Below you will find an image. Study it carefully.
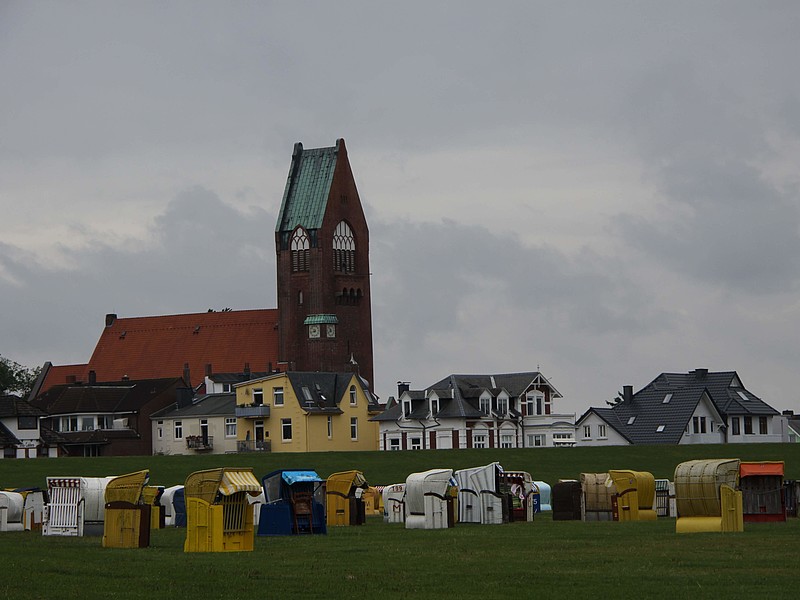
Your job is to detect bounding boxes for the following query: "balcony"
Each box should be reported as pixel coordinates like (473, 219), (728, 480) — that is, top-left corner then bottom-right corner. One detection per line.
(186, 435), (213, 452)
(237, 440), (271, 453)
(235, 404), (271, 418)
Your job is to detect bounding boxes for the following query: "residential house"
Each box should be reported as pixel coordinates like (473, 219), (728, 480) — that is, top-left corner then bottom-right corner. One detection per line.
(30, 374), (186, 456)
(372, 372), (576, 450)
(151, 392), (239, 455)
(0, 393), (50, 458)
(783, 411), (800, 443)
(576, 368), (782, 446)
(235, 371), (381, 453)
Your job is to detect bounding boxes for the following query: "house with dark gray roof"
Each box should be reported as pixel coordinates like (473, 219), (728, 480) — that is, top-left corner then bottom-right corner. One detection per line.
(576, 368), (783, 446)
(0, 393), (49, 458)
(151, 392), (239, 455)
(372, 372), (576, 450)
(29, 375), (186, 456)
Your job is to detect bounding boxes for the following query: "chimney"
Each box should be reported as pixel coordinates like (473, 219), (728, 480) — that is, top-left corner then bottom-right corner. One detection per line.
(783, 409), (795, 416)
(183, 363), (191, 387)
(243, 363), (251, 379)
(623, 385), (633, 403)
(205, 363), (212, 377)
(397, 381), (411, 397)
(105, 313), (117, 327)
(88, 370), (97, 384)
(175, 386), (194, 408)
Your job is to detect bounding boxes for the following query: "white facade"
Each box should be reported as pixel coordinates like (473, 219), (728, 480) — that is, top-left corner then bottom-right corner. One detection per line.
(376, 372), (576, 451)
(577, 412), (631, 446)
(152, 412), (239, 455)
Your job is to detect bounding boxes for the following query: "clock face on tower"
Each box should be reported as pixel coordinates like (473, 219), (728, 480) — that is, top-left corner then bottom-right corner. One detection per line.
(326, 324), (336, 338)
(308, 324), (320, 339)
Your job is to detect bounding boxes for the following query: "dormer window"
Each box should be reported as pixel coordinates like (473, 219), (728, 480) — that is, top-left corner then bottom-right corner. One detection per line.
(496, 396), (508, 415)
(480, 395), (491, 415)
(430, 396), (439, 416)
(402, 398), (411, 417)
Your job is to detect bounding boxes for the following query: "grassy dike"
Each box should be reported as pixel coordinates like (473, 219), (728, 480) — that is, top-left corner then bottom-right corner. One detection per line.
(0, 444), (798, 599)
(1, 442), (798, 488)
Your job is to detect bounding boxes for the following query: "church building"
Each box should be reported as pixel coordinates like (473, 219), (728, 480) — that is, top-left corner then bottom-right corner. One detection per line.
(33, 138), (375, 398)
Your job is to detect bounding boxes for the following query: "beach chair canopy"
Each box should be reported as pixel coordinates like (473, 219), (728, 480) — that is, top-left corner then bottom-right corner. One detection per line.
(185, 468), (261, 504)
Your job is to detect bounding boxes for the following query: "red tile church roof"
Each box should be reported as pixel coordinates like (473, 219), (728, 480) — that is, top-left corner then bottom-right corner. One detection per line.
(83, 309), (280, 387)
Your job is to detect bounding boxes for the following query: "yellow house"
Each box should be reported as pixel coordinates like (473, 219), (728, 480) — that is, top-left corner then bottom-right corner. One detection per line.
(235, 372), (381, 452)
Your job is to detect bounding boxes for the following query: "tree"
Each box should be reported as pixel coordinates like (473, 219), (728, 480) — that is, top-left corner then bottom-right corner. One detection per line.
(0, 355), (41, 398)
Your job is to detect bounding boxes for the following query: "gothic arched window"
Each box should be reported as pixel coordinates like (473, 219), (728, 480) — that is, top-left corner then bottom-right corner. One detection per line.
(333, 221), (355, 273)
(291, 227), (310, 272)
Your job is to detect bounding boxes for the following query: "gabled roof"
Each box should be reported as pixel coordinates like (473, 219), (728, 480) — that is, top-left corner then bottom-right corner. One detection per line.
(240, 371), (380, 414)
(0, 393), (46, 418)
(151, 393), (236, 420)
(30, 377), (183, 415)
(580, 369), (778, 445)
(579, 388), (714, 445)
(648, 370), (778, 416)
(372, 371), (558, 422)
(429, 372), (563, 399)
(275, 140), (342, 233)
(36, 363), (89, 397)
(83, 309), (280, 387)
(285, 371), (379, 414)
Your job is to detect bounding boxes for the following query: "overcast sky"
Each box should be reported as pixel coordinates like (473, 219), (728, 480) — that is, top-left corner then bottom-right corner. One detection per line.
(2, 2), (799, 415)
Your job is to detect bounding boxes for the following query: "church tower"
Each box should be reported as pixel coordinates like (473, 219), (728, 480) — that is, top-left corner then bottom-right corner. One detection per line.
(275, 139), (374, 387)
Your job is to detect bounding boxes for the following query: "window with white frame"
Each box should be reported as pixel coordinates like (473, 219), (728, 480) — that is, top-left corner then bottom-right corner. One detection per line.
(598, 424), (607, 438)
(350, 417), (358, 440)
(497, 396), (508, 415)
(500, 433), (514, 448)
(473, 434), (487, 449)
(402, 398), (411, 417)
(273, 387), (284, 406)
(480, 396), (491, 415)
(389, 438), (400, 450)
(225, 417), (237, 437)
(281, 418), (292, 442)
(526, 391), (544, 415)
(530, 434), (546, 447)
(157, 420), (163, 440)
(430, 396), (439, 416)
(410, 437), (422, 450)
(253, 388), (264, 405)
(174, 421), (183, 440)
(349, 386), (357, 406)
(583, 425), (591, 438)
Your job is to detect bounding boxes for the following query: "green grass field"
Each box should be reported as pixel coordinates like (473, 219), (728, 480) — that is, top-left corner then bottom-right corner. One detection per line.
(1, 444), (798, 599)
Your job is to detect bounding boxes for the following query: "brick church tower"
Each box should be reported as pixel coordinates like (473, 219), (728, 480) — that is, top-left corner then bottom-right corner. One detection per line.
(275, 139), (374, 387)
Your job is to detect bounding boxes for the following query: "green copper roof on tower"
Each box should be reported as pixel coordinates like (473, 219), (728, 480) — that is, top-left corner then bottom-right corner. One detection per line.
(275, 140), (341, 233)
